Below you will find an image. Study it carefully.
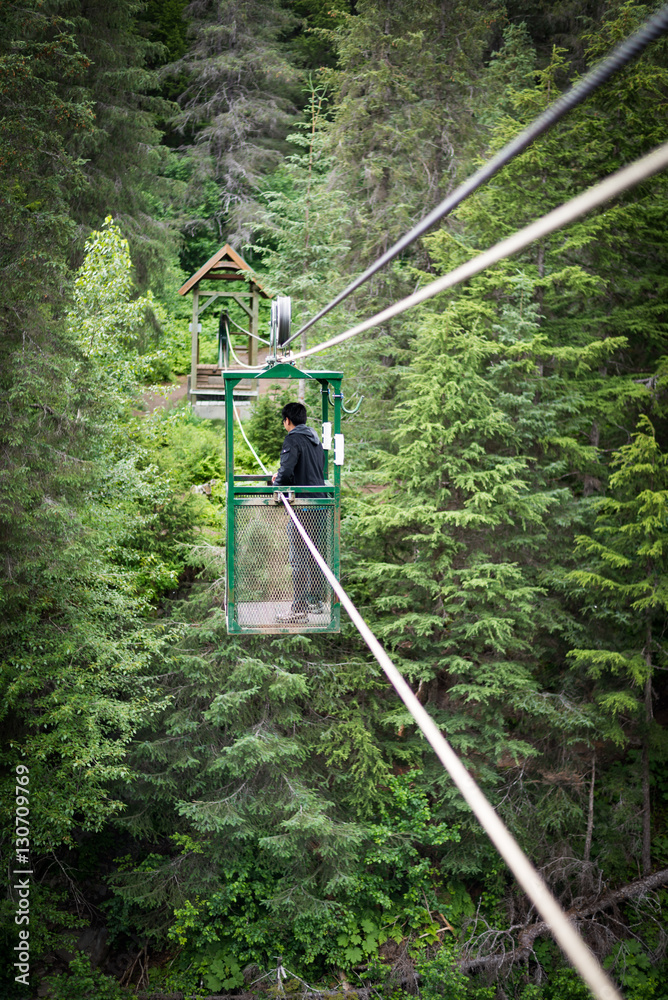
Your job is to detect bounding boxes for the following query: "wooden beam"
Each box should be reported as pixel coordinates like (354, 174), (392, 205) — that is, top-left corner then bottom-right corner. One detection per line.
(178, 243), (271, 297)
(190, 288), (199, 399)
(197, 293), (221, 317)
(231, 294), (252, 318)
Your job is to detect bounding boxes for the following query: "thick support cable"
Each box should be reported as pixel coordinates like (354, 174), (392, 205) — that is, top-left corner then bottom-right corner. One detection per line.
(279, 494), (622, 1000)
(287, 141), (668, 363)
(284, 2), (668, 348)
(227, 337), (256, 369)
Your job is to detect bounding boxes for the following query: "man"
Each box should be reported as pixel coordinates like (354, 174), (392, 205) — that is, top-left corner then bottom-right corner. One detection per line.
(272, 402), (326, 624)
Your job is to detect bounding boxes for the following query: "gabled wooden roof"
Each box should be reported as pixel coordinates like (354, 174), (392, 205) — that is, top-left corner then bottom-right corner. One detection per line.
(178, 244), (271, 297)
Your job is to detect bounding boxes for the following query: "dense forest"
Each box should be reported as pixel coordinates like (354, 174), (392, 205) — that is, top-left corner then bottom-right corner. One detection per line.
(2, 0), (668, 997)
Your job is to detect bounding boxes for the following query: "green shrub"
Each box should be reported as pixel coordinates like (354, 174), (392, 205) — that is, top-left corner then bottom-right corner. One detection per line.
(47, 954), (125, 1000)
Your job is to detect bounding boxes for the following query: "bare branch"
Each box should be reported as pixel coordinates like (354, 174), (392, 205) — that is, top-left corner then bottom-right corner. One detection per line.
(459, 868), (668, 973)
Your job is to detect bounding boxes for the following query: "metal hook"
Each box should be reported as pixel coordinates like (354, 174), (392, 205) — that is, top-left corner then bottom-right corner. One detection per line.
(328, 388), (363, 414)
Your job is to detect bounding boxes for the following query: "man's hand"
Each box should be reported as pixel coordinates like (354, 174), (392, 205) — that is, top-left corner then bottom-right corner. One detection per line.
(272, 473), (277, 483)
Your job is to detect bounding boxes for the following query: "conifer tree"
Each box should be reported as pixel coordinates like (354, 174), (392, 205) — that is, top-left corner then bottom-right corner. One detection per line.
(287, 0), (351, 70)
(112, 562), (470, 976)
(4, 0), (668, 989)
(172, 0), (301, 244)
(67, 215), (164, 383)
(0, 211), (194, 852)
(66, 0), (179, 282)
(450, 4), (668, 403)
(314, 0), (506, 456)
(249, 83), (353, 361)
(325, 0), (501, 268)
(342, 297), (592, 852)
(340, 0), (668, 865)
(568, 417), (668, 875)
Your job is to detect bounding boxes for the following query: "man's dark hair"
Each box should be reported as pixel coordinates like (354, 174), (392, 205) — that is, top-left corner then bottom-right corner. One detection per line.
(282, 402), (307, 426)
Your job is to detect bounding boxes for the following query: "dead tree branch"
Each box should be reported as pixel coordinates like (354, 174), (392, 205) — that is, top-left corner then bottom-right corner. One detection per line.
(459, 868), (668, 974)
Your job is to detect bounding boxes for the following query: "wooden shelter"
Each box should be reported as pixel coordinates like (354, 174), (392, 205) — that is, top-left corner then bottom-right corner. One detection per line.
(178, 245), (271, 411)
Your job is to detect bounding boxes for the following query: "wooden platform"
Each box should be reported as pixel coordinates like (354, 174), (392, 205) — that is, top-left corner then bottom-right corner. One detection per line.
(194, 365), (258, 399)
(236, 600), (332, 631)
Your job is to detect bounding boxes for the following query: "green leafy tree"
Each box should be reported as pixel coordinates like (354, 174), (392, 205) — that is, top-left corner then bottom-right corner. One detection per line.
(0, 446), (194, 849)
(66, 215), (172, 392)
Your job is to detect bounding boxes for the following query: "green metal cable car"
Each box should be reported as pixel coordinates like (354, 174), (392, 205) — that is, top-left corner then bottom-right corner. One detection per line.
(224, 298), (344, 634)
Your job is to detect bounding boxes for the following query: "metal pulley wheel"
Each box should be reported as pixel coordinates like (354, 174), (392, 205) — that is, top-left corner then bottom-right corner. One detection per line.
(270, 296), (291, 350)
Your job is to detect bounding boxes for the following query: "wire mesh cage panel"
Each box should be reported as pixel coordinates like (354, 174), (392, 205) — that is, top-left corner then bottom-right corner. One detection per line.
(229, 499), (339, 632)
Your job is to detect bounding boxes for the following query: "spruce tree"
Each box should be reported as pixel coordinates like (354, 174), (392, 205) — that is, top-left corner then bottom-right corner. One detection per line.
(171, 0), (301, 245)
(339, 0), (668, 868)
(567, 417), (668, 876)
(325, 0), (501, 268)
(249, 83), (353, 361)
(66, 0), (179, 282)
(341, 296), (589, 854)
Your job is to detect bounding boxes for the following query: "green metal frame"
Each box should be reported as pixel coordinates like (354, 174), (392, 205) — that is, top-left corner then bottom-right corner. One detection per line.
(224, 363), (343, 634)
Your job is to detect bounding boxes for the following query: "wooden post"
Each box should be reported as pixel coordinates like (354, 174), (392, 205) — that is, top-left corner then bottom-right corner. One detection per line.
(190, 286), (199, 398)
(249, 284), (259, 367)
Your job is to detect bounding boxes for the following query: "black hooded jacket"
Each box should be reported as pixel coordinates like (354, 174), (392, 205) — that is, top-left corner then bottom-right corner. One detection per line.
(273, 424), (325, 488)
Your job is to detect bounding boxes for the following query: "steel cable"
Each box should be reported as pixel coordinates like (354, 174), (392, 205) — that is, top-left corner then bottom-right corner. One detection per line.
(284, 2), (668, 348)
(279, 493), (622, 1000)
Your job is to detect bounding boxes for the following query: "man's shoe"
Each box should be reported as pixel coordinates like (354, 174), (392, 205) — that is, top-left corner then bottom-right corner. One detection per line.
(275, 609), (308, 624)
(308, 601), (325, 614)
